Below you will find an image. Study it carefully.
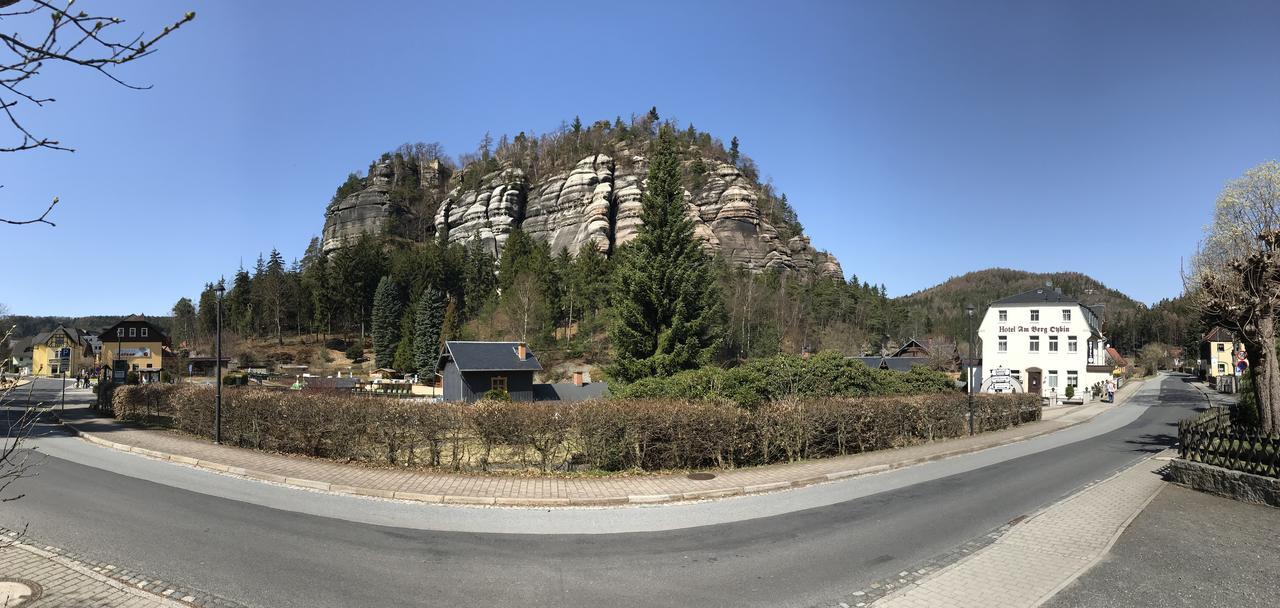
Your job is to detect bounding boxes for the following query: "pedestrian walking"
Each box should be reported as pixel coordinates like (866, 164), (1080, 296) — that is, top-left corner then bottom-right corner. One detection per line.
(1106, 379), (1116, 403)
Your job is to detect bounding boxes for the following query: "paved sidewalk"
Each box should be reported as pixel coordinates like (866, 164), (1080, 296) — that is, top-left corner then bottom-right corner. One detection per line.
(52, 380), (1145, 507)
(871, 450), (1171, 608)
(1043, 484), (1280, 608)
(0, 531), (184, 607)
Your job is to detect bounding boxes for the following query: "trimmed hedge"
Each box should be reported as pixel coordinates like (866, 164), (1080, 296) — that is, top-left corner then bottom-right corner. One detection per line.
(112, 386), (1040, 473)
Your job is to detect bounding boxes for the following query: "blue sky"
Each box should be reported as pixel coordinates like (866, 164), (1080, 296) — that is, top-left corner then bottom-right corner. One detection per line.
(3, 0), (1278, 316)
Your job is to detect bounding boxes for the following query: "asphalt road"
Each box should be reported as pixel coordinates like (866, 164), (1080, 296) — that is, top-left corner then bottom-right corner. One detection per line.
(0, 375), (1204, 608)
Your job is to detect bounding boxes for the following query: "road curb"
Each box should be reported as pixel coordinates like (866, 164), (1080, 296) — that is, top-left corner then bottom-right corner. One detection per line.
(52, 387), (1141, 508)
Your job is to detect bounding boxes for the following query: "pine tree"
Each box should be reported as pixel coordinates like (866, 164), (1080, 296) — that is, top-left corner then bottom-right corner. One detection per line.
(413, 286), (446, 374)
(372, 276), (403, 368)
(608, 130), (722, 382)
(729, 136), (740, 166)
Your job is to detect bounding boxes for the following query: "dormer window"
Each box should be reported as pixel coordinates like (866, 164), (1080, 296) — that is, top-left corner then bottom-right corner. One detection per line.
(1030, 310), (1040, 322)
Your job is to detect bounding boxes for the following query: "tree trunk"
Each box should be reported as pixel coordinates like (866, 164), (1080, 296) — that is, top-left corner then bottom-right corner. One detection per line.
(1249, 314), (1279, 433)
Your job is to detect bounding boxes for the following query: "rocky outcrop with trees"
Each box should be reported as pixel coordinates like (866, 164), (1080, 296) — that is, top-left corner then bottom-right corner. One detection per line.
(320, 111), (842, 279)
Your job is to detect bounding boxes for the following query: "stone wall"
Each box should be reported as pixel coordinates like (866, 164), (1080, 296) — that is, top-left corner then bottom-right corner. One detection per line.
(1164, 458), (1280, 508)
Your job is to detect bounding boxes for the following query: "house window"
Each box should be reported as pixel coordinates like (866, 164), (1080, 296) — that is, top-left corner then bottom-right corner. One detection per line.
(1031, 310), (1040, 322)
(1047, 370), (1059, 388)
(129, 327), (136, 337)
(1062, 309), (1072, 322)
(1049, 336), (1059, 352)
(1217, 343), (1225, 352)
(998, 336), (1008, 353)
(1030, 336), (1040, 352)
(1068, 336), (1078, 352)
(1217, 363), (1225, 373)
(490, 376), (507, 392)
(998, 310), (1007, 322)
(1067, 371), (1079, 387)
(146, 363), (153, 368)
(117, 328), (124, 337)
(141, 328), (148, 337)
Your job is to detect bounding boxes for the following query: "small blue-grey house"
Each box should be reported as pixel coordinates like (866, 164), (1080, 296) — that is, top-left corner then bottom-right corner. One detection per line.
(438, 341), (542, 402)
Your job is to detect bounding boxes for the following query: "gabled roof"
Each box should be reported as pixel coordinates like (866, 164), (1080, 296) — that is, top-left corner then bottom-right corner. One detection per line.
(439, 341), (543, 372)
(992, 287), (1079, 305)
(98, 315), (169, 345)
(1106, 347), (1128, 367)
(1203, 327), (1235, 343)
(890, 338), (930, 358)
(852, 356), (886, 369)
(31, 325), (93, 349)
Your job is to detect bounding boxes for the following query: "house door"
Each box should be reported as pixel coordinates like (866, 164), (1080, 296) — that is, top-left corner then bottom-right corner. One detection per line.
(1027, 370), (1042, 395)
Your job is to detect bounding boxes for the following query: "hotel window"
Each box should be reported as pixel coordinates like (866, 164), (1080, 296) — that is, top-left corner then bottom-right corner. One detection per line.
(1049, 336), (1059, 352)
(129, 327), (136, 337)
(1047, 370), (1059, 388)
(998, 310), (1007, 322)
(1068, 336), (1078, 352)
(490, 376), (507, 392)
(1030, 310), (1040, 322)
(998, 336), (1008, 353)
(1067, 371), (1079, 387)
(141, 328), (148, 337)
(1062, 309), (1071, 322)
(1011, 369), (1021, 382)
(1029, 336), (1040, 352)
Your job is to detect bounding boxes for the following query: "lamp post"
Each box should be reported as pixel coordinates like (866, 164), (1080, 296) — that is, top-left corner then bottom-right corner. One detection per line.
(965, 304), (976, 436)
(215, 280), (225, 445)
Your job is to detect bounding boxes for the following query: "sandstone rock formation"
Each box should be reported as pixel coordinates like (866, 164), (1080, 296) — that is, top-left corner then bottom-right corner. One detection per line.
(326, 147), (842, 280)
(321, 161), (410, 253)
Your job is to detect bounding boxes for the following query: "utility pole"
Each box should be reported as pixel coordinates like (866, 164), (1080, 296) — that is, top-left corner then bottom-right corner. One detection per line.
(215, 280), (225, 445)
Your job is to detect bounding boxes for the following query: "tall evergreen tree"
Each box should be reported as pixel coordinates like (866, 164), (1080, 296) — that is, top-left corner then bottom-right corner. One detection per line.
(171, 297), (197, 348)
(608, 130), (722, 382)
(371, 276), (403, 367)
(413, 286), (446, 374)
(729, 136), (740, 166)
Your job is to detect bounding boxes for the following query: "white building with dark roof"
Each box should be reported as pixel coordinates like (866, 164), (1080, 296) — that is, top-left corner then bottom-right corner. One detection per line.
(977, 285), (1118, 399)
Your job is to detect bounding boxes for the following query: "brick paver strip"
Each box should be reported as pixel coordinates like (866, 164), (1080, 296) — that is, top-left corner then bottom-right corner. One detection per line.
(871, 450), (1171, 608)
(1, 532), (187, 607)
(53, 380), (1146, 507)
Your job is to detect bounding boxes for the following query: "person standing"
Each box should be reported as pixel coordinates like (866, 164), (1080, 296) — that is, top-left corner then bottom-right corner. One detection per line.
(1106, 379), (1116, 403)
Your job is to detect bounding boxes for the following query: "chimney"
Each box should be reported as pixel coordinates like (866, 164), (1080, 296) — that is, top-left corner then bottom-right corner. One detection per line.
(573, 371), (584, 386)
(517, 343), (527, 361)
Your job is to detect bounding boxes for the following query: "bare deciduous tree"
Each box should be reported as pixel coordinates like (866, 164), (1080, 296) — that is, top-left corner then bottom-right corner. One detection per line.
(1, 0), (194, 225)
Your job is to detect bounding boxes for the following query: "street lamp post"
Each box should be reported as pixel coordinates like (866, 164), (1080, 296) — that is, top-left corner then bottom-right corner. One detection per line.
(215, 280), (226, 445)
(965, 304), (976, 436)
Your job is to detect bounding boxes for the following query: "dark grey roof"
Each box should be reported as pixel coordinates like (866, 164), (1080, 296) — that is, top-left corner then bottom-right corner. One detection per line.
(440, 341), (543, 372)
(991, 288), (1079, 305)
(532, 382), (608, 402)
(852, 356), (886, 369)
(890, 338), (930, 358)
(881, 357), (931, 372)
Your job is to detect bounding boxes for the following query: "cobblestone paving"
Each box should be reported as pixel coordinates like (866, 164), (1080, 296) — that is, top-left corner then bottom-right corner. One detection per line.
(0, 529), (245, 607)
(868, 452), (1171, 608)
(51, 380), (1145, 506)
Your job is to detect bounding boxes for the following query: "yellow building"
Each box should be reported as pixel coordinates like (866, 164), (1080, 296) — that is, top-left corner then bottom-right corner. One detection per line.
(1200, 327), (1242, 378)
(98, 315), (170, 383)
(30, 325), (94, 376)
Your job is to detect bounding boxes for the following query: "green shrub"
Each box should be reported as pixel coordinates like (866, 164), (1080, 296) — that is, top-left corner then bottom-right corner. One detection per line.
(345, 343), (364, 362)
(482, 388), (511, 401)
(1065, 384), (1075, 400)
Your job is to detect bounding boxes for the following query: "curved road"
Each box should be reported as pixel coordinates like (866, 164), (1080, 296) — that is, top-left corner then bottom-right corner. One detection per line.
(0, 375), (1202, 608)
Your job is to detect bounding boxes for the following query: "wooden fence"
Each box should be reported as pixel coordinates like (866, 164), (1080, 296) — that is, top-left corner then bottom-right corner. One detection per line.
(1178, 408), (1280, 479)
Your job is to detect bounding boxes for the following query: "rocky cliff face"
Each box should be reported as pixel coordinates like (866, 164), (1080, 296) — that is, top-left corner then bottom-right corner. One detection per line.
(429, 152), (843, 278)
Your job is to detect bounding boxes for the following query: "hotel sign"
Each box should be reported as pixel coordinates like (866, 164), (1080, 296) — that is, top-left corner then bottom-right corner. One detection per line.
(997, 325), (1071, 334)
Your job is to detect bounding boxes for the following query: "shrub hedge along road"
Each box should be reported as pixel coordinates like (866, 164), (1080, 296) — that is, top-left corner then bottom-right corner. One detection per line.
(111, 385), (1041, 474)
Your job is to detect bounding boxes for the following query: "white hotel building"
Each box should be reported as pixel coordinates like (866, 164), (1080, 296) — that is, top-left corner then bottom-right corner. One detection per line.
(977, 286), (1118, 399)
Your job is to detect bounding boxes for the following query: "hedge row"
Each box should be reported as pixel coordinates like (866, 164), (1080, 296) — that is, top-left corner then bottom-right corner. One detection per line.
(616, 351), (956, 407)
(112, 385), (1040, 473)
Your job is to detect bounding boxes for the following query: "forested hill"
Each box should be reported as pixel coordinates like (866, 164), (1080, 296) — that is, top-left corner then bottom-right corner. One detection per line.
(4, 315), (172, 339)
(895, 269), (1142, 339)
(893, 268), (1201, 354)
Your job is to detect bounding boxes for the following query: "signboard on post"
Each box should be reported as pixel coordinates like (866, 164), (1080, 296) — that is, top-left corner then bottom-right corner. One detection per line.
(988, 367), (1012, 393)
(112, 360), (128, 383)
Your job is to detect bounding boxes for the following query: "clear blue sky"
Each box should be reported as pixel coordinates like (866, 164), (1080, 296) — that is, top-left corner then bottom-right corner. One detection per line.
(3, 0), (1278, 316)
